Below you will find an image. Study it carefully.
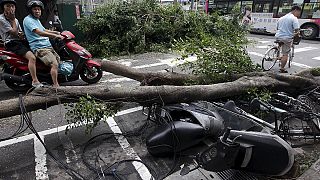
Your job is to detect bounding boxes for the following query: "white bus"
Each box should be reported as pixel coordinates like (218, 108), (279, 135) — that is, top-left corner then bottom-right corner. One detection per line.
(209, 0), (320, 39)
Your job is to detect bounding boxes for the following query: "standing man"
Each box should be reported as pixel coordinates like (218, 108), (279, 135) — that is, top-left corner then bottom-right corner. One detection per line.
(275, 5), (301, 73)
(0, 0), (43, 88)
(23, 0), (63, 87)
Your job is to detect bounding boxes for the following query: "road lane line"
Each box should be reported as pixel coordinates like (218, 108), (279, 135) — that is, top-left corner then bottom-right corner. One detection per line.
(257, 46), (269, 49)
(258, 40), (271, 43)
(106, 116), (153, 180)
(34, 135), (49, 180)
(291, 62), (311, 68)
(0, 133), (35, 148)
(100, 77), (137, 83)
(294, 47), (318, 53)
(0, 106), (143, 180)
(248, 51), (312, 68)
(0, 107), (142, 146)
(312, 56), (320, 61)
(248, 51), (264, 57)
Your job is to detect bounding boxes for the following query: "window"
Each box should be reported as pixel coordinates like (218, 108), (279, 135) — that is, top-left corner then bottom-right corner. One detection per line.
(241, 1), (254, 13)
(277, 0), (303, 17)
(302, 2), (320, 18)
(229, 0), (241, 12)
(216, 1), (229, 14)
(253, 1), (272, 13)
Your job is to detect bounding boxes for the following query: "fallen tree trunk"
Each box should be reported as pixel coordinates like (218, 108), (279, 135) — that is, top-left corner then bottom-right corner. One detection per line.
(97, 59), (201, 85)
(1, 73), (318, 119)
(97, 59), (320, 86)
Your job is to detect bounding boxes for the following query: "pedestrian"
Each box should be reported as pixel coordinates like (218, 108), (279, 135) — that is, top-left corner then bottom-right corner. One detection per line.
(275, 5), (301, 73)
(23, 0), (63, 88)
(0, 0), (43, 88)
(242, 6), (252, 27)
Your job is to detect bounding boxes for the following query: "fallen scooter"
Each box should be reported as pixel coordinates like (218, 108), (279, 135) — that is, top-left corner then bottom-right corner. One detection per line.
(145, 101), (295, 177)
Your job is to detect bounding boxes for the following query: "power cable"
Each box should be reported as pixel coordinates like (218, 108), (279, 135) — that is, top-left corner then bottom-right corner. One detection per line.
(19, 94), (86, 180)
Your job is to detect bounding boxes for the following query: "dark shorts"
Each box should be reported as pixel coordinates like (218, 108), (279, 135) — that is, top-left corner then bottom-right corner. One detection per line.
(5, 40), (31, 56)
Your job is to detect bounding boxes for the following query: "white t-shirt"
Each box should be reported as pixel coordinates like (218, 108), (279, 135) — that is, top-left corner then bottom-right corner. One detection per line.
(275, 13), (300, 40)
(0, 14), (22, 42)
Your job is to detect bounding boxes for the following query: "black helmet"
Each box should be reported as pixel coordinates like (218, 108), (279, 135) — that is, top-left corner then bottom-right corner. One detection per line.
(0, 0), (16, 9)
(27, 0), (44, 10)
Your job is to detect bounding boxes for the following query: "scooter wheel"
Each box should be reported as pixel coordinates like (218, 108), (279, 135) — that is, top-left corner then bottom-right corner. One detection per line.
(80, 66), (102, 84)
(3, 66), (32, 93)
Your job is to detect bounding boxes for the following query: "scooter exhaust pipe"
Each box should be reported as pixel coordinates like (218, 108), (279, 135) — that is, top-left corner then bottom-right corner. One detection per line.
(0, 73), (31, 84)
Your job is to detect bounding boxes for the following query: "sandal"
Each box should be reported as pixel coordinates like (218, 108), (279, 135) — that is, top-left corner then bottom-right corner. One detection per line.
(279, 69), (288, 73)
(32, 82), (44, 88)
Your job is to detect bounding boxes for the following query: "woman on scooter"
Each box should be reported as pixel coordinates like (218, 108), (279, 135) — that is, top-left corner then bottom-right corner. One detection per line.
(0, 0), (43, 88)
(23, 0), (63, 88)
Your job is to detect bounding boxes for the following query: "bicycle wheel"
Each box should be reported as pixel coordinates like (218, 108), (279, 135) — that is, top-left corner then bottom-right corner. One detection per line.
(296, 95), (320, 134)
(262, 47), (279, 71)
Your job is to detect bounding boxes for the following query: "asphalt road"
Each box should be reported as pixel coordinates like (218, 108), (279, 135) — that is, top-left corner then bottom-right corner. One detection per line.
(0, 34), (320, 180)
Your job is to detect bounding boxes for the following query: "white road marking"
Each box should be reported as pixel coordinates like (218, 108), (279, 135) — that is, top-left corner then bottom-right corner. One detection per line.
(133, 62), (168, 69)
(101, 77), (136, 83)
(294, 47), (318, 53)
(256, 45), (269, 49)
(121, 61), (132, 66)
(258, 40), (271, 43)
(0, 106), (143, 179)
(0, 133), (35, 148)
(248, 51), (311, 68)
(106, 117), (153, 180)
(312, 56), (320, 61)
(248, 51), (264, 57)
(291, 62), (311, 68)
(103, 72), (112, 76)
(34, 135), (49, 180)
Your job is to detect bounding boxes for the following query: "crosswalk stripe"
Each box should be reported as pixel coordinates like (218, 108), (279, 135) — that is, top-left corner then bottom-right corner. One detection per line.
(248, 51), (264, 57)
(291, 62), (311, 68)
(258, 40), (271, 43)
(34, 135), (49, 180)
(106, 116), (153, 180)
(294, 47), (318, 53)
(248, 51), (312, 68)
(257, 46), (269, 49)
(312, 56), (320, 60)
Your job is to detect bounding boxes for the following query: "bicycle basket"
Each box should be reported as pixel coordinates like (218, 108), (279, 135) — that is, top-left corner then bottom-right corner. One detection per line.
(293, 35), (301, 45)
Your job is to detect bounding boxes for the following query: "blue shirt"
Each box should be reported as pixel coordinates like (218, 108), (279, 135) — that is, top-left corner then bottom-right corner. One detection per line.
(23, 15), (51, 52)
(275, 13), (300, 40)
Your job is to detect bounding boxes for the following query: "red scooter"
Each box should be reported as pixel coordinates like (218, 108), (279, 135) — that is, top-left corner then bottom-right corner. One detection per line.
(0, 31), (102, 92)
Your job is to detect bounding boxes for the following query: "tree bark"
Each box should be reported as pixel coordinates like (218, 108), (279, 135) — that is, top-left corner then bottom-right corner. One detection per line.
(97, 59), (320, 86)
(97, 59), (201, 85)
(1, 59), (320, 119)
(0, 74), (317, 119)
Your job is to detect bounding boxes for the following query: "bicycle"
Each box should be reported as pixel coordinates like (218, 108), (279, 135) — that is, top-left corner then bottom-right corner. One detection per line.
(261, 29), (309, 71)
(261, 39), (296, 71)
(249, 92), (320, 146)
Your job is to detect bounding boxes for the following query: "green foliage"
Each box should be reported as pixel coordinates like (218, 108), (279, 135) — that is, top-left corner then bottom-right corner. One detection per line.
(77, 0), (185, 57)
(76, 0), (258, 82)
(175, 13), (259, 83)
(246, 87), (272, 102)
(311, 68), (320, 76)
(64, 95), (121, 133)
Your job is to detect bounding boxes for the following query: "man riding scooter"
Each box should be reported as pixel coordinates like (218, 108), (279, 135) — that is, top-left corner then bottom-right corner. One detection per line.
(0, 0), (43, 88)
(23, 0), (63, 88)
